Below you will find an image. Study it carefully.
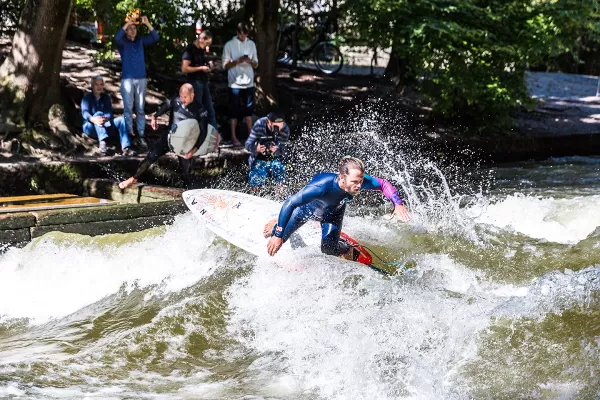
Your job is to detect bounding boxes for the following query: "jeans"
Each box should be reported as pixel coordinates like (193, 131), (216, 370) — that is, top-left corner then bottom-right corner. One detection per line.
(190, 80), (217, 129)
(120, 78), (147, 137)
(83, 113), (131, 149)
(248, 159), (285, 187)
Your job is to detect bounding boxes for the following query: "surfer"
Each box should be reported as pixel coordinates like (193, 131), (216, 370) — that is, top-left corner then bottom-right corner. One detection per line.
(265, 156), (410, 258)
(118, 83), (219, 189)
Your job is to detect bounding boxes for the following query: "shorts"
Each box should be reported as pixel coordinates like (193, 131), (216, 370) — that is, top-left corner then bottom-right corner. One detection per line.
(229, 87), (255, 118)
(248, 159), (285, 187)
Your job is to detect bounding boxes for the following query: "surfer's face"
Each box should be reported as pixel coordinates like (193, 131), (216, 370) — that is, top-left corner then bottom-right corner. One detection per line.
(339, 169), (364, 195)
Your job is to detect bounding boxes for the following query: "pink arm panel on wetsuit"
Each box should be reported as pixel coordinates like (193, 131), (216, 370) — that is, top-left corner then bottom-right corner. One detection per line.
(374, 177), (403, 206)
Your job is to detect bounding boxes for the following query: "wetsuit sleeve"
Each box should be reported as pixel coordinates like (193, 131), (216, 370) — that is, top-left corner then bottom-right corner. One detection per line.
(154, 97), (173, 118)
(274, 123), (290, 163)
(274, 183), (325, 239)
(361, 174), (403, 206)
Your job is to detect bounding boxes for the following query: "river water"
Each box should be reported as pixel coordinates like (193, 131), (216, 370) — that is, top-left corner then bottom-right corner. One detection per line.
(1, 125), (600, 399)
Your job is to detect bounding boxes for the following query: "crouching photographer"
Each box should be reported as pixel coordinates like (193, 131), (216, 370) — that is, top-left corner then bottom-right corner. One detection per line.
(244, 111), (290, 195)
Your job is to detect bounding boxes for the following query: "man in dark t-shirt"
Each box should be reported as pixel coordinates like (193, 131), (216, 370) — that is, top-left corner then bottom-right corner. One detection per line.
(181, 31), (217, 131)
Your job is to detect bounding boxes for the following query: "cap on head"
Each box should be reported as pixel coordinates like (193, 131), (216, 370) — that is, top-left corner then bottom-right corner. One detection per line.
(267, 110), (284, 123)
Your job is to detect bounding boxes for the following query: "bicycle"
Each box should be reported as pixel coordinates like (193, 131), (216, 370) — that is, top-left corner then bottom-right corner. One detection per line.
(276, 16), (344, 75)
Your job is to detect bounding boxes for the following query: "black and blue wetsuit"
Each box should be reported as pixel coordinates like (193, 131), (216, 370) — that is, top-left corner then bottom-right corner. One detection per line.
(272, 172), (403, 256)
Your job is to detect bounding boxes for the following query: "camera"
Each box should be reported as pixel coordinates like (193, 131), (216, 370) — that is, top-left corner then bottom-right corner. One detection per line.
(125, 9), (141, 24)
(258, 126), (280, 158)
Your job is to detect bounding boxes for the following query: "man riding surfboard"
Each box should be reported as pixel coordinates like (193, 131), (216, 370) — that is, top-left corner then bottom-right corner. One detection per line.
(265, 156), (410, 260)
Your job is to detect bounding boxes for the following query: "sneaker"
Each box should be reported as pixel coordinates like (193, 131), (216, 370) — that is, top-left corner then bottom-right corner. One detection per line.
(137, 137), (148, 150)
(99, 140), (107, 155)
(220, 140), (233, 148)
(122, 147), (136, 156)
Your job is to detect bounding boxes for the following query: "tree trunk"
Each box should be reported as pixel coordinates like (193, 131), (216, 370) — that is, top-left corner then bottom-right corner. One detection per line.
(254, 0), (280, 108)
(291, 0), (300, 67)
(385, 43), (408, 95)
(0, 0), (73, 126)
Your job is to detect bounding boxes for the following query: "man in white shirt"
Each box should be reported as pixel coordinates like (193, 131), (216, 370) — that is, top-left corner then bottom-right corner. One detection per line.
(222, 22), (258, 147)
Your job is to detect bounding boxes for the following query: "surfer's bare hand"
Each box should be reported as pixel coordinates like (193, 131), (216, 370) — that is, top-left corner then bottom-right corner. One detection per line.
(390, 204), (410, 222)
(267, 236), (283, 256)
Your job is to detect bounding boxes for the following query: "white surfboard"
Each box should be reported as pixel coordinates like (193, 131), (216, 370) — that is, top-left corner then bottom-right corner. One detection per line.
(182, 189), (322, 258)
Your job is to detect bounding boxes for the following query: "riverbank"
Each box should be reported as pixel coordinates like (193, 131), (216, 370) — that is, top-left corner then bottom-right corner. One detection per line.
(2, 38), (600, 172)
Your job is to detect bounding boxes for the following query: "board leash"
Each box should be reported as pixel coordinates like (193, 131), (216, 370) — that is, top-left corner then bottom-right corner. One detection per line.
(352, 243), (409, 274)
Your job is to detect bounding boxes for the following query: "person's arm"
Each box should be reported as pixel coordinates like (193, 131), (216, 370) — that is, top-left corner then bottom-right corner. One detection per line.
(181, 59), (210, 74)
(101, 94), (113, 120)
(81, 95), (92, 122)
(222, 42), (239, 70)
(362, 174), (410, 221)
(154, 98), (173, 118)
(249, 42), (258, 69)
(274, 183), (325, 240)
(140, 16), (159, 46)
(141, 28), (159, 46)
(151, 98), (173, 129)
(114, 25), (128, 45)
(244, 120), (264, 156)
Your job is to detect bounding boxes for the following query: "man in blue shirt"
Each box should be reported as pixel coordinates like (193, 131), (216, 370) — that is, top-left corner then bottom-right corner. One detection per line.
(81, 75), (133, 156)
(115, 15), (159, 150)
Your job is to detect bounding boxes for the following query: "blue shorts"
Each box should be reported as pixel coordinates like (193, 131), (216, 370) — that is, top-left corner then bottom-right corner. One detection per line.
(248, 159), (285, 187)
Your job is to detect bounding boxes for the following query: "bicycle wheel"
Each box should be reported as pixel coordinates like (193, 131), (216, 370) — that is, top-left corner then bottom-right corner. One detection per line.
(313, 42), (343, 75)
(277, 34), (293, 63)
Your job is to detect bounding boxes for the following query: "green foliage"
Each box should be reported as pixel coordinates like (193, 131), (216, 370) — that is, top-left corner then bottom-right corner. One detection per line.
(0, 0), (25, 34)
(344, 0), (600, 133)
(72, 0), (245, 72)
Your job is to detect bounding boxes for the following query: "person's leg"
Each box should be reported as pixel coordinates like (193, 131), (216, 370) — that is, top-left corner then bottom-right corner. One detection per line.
(119, 132), (169, 189)
(120, 79), (135, 137)
(243, 87), (255, 134)
(134, 78), (147, 139)
(228, 88), (242, 146)
(111, 117), (131, 151)
(83, 122), (98, 140)
(178, 156), (194, 189)
(248, 160), (268, 193)
(320, 208), (348, 256)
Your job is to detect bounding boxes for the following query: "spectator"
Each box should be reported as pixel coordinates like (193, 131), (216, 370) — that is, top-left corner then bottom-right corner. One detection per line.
(118, 83), (220, 189)
(222, 22), (258, 147)
(81, 75), (134, 156)
(115, 15), (159, 150)
(244, 111), (290, 195)
(181, 31), (218, 133)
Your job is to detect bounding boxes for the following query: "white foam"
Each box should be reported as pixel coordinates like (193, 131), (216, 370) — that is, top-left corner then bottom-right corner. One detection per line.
(0, 214), (219, 324)
(469, 194), (600, 244)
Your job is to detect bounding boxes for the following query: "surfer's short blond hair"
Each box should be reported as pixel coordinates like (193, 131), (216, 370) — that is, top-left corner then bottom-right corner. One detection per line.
(338, 156), (364, 176)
